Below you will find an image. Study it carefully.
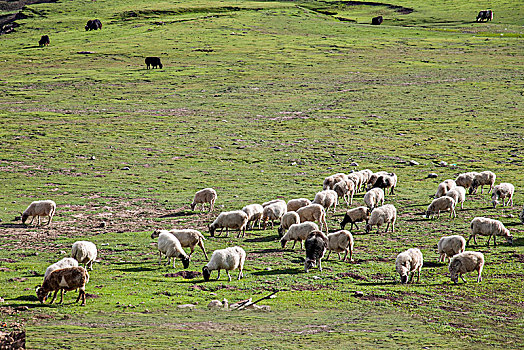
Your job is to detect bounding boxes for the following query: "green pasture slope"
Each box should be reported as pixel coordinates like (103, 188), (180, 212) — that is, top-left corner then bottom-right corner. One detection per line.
(0, 0), (523, 348)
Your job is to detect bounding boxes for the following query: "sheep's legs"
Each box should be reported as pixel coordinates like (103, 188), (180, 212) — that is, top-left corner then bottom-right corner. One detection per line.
(416, 269), (420, 283)
(227, 271), (232, 282)
(237, 269), (243, 280)
(199, 243), (209, 260)
(325, 251), (331, 260)
(477, 266), (483, 283)
(385, 223), (390, 233)
(460, 274), (467, 283)
(49, 290), (59, 304)
(318, 259), (322, 272)
(59, 289), (64, 304)
(216, 269), (221, 280)
(291, 241), (297, 250)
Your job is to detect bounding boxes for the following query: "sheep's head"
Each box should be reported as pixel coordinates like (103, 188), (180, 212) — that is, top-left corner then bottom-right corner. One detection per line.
(491, 200), (499, 208)
(208, 224), (215, 237)
(304, 258), (315, 273)
(202, 266), (211, 282)
(150, 230), (161, 239)
(448, 261), (460, 284)
(425, 210), (432, 219)
(365, 223), (372, 234)
(396, 264), (409, 284)
(181, 256), (190, 269)
(505, 231), (514, 245)
(280, 238), (287, 249)
(277, 226), (284, 238)
(190, 202), (196, 211)
(35, 286), (48, 303)
(21, 213), (29, 224)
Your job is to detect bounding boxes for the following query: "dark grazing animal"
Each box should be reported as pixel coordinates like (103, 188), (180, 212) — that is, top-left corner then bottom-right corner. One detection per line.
(38, 35), (50, 46)
(304, 230), (328, 273)
(371, 173), (397, 195)
(372, 16), (383, 25)
(85, 19), (102, 31)
(36, 267), (89, 306)
(145, 57), (163, 69)
(476, 10), (493, 22)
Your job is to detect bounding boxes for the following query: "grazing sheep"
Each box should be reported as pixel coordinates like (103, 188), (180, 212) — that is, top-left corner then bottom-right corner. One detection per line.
(44, 258), (79, 280)
(71, 241), (97, 270)
(520, 205), (524, 224)
(261, 201), (287, 230)
(449, 251), (484, 283)
(202, 246), (246, 282)
(434, 179), (456, 198)
(445, 186), (466, 210)
(426, 196), (456, 219)
(36, 267), (89, 306)
(455, 172), (479, 190)
(209, 210), (249, 238)
(278, 211), (300, 238)
(262, 199), (286, 208)
(367, 171), (388, 188)
(323, 173), (347, 190)
(395, 248), (423, 284)
(469, 171), (496, 194)
(468, 217), (513, 247)
(191, 188), (217, 212)
(38, 35), (50, 46)
(156, 231), (190, 269)
(365, 204), (397, 234)
(370, 173), (397, 195)
(364, 188), (384, 211)
(286, 198), (312, 212)
(325, 230), (354, 262)
(21, 200), (56, 226)
(437, 235), (466, 262)
(334, 180), (355, 207)
(347, 173), (362, 192)
(340, 206), (370, 231)
(242, 204), (264, 230)
(280, 222), (319, 250)
(491, 183), (515, 208)
(152, 229), (208, 259)
(313, 190), (338, 213)
(296, 204), (328, 233)
(304, 230), (328, 273)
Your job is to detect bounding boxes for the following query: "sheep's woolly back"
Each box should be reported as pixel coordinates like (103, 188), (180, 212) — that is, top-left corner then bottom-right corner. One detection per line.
(437, 235), (466, 260)
(327, 230), (353, 253)
(395, 248), (423, 279)
(455, 172), (479, 188)
(345, 206), (369, 222)
(206, 246), (246, 272)
(282, 222), (319, 242)
(305, 231), (328, 260)
(192, 188), (217, 204)
(262, 199), (286, 208)
(242, 204), (264, 221)
(71, 241), (97, 264)
(157, 232), (188, 259)
(211, 211), (249, 230)
(44, 258), (79, 279)
(470, 217), (510, 238)
(312, 190), (338, 211)
(445, 186), (466, 206)
(280, 211), (300, 230)
(262, 202), (287, 221)
(435, 179), (456, 198)
(364, 188), (384, 209)
(287, 198), (312, 212)
(449, 251), (484, 281)
(23, 200), (56, 216)
(426, 196), (455, 217)
(368, 204), (396, 226)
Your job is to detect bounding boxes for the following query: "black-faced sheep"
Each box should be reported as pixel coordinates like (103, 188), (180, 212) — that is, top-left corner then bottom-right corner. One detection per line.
(36, 267), (89, 306)
(468, 217), (513, 247)
(71, 241), (97, 270)
(296, 204), (328, 233)
(22, 200), (56, 226)
(437, 235), (466, 262)
(152, 229), (208, 259)
(365, 204), (396, 234)
(38, 35), (50, 46)
(449, 251), (484, 283)
(286, 198), (312, 212)
(209, 210), (248, 238)
(304, 230), (328, 273)
(426, 196), (456, 219)
(340, 206), (370, 231)
(469, 171), (496, 194)
(325, 230), (354, 262)
(371, 173), (397, 195)
(395, 248), (423, 284)
(145, 56), (162, 69)
(155, 231), (190, 269)
(280, 221), (319, 250)
(242, 204), (264, 230)
(491, 183), (514, 208)
(191, 188), (217, 212)
(202, 246), (246, 282)
(278, 211), (300, 238)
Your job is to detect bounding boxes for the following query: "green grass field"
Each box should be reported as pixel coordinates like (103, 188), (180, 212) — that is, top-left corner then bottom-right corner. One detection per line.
(1, 0), (523, 348)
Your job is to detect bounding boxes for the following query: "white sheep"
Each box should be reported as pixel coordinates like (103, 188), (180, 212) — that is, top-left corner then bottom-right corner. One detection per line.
(437, 235), (466, 262)
(448, 251), (484, 283)
(491, 183), (515, 208)
(445, 186), (466, 210)
(325, 230), (354, 262)
(242, 204), (264, 230)
(202, 246), (246, 282)
(156, 231), (190, 269)
(209, 210), (249, 238)
(340, 206), (370, 231)
(151, 229), (208, 259)
(286, 198), (311, 212)
(364, 188), (384, 210)
(455, 172), (479, 189)
(190, 188), (217, 212)
(261, 201), (287, 230)
(468, 217), (513, 247)
(280, 222), (319, 250)
(365, 204), (396, 234)
(395, 248), (423, 284)
(262, 199), (286, 208)
(312, 189), (338, 213)
(71, 241), (97, 270)
(278, 211), (300, 238)
(21, 200), (56, 226)
(333, 180), (355, 206)
(323, 173), (347, 190)
(434, 179), (456, 198)
(426, 196), (456, 219)
(304, 230), (328, 273)
(357, 169), (373, 191)
(469, 171), (496, 194)
(44, 258), (79, 280)
(296, 204), (328, 233)
(346, 173), (362, 192)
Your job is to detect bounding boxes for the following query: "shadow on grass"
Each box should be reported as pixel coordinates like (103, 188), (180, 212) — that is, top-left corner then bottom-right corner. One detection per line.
(505, 222), (523, 227)
(244, 235), (277, 243)
(160, 210), (195, 218)
(250, 248), (282, 254)
(0, 223), (27, 228)
(115, 267), (157, 272)
(251, 268), (301, 276)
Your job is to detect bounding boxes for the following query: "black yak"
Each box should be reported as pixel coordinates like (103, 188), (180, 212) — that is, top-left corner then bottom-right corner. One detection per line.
(145, 57), (163, 69)
(85, 19), (102, 31)
(476, 10), (493, 22)
(39, 35), (50, 46)
(372, 16), (383, 25)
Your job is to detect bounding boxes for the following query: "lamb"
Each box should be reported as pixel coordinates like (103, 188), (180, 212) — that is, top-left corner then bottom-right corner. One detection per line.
(395, 248), (423, 284)
(323, 173), (347, 190)
(363, 188), (384, 211)
(296, 204), (328, 233)
(370, 173), (397, 195)
(44, 258), (79, 280)
(333, 180), (355, 206)
(71, 241), (97, 270)
(437, 235), (466, 262)
(445, 186), (466, 210)
(280, 222), (319, 249)
(455, 172), (479, 189)
(340, 206), (370, 231)
(156, 231), (190, 269)
(491, 183), (515, 208)
(36, 267), (89, 306)
(190, 188), (217, 212)
(209, 210), (249, 238)
(425, 196), (456, 219)
(468, 217), (513, 247)
(202, 246), (246, 282)
(434, 179), (456, 198)
(312, 190), (338, 213)
(365, 204), (396, 234)
(286, 198), (311, 212)
(21, 200), (56, 226)
(448, 251), (484, 283)
(325, 230), (354, 262)
(242, 204), (264, 230)
(469, 171), (496, 194)
(278, 211), (300, 238)
(261, 201), (287, 230)
(304, 230), (328, 273)
(151, 229), (208, 259)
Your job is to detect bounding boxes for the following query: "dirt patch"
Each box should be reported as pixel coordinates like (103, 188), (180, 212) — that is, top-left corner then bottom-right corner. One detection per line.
(0, 328), (25, 349)
(85, 293), (100, 299)
(164, 271), (201, 279)
(337, 272), (367, 281)
(0, 0), (58, 35)
(511, 253), (524, 263)
(7, 277), (27, 283)
(0, 258), (17, 263)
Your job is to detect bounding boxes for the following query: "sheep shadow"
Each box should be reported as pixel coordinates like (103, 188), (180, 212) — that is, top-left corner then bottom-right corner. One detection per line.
(244, 235), (278, 243)
(10, 295), (39, 302)
(251, 268), (301, 276)
(505, 222), (523, 227)
(250, 248), (282, 254)
(422, 261), (445, 268)
(160, 211), (195, 218)
(0, 223), (27, 228)
(115, 267), (157, 272)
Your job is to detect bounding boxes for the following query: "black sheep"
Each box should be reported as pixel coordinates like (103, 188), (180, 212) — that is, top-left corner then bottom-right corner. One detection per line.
(304, 230), (328, 273)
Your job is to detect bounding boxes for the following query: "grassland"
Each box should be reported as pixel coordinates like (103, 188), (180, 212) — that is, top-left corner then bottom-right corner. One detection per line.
(0, 0), (523, 348)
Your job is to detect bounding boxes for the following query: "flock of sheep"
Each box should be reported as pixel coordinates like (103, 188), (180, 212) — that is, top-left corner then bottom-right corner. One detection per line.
(19, 168), (521, 306)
